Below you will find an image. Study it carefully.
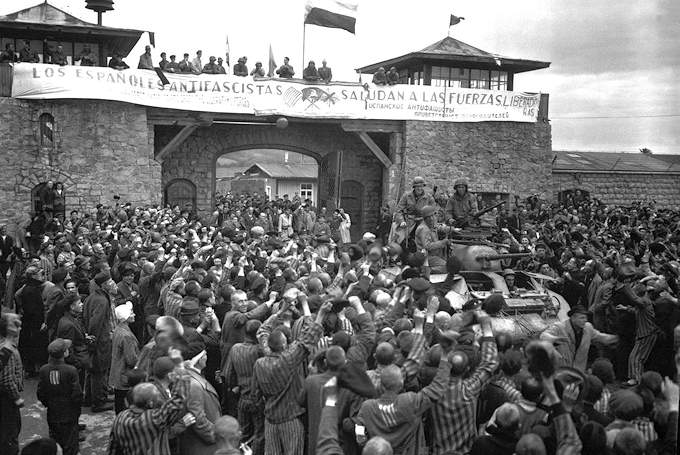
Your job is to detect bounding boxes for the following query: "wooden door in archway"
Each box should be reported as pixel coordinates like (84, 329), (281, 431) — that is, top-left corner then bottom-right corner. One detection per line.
(165, 179), (197, 212)
(340, 180), (363, 240)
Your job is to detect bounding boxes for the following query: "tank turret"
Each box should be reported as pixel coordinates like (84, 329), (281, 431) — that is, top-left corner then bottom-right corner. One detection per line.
(450, 244), (531, 272)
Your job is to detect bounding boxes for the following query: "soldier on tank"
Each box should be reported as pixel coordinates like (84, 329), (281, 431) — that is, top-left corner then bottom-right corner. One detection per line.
(415, 205), (450, 274)
(391, 176), (436, 247)
(445, 179), (478, 226)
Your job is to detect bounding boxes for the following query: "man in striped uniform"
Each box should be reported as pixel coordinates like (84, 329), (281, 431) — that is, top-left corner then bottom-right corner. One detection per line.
(251, 297), (329, 455)
(613, 278), (662, 385)
(37, 338), (82, 455)
(0, 313), (23, 455)
(224, 319), (264, 455)
(107, 366), (194, 455)
(429, 311), (499, 455)
(356, 323), (453, 455)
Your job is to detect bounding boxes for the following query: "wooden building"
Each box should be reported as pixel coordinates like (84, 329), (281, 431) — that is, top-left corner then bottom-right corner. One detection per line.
(356, 36), (549, 90)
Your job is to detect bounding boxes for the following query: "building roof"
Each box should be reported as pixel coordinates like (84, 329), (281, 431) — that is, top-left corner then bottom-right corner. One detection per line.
(653, 154), (680, 166)
(553, 151), (680, 173)
(0, 2), (144, 56)
(241, 163), (317, 179)
(356, 36), (550, 74)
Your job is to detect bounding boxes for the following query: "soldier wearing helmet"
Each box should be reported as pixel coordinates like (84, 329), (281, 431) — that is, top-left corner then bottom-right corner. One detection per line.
(445, 179), (478, 226)
(415, 205), (450, 274)
(392, 177), (436, 244)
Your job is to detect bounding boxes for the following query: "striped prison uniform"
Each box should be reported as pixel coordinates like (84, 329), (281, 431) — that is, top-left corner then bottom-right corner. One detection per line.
(0, 340), (23, 455)
(107, 375), (189, 455)
(429, 335), (499, 455)
(493, 375), (522, 403)
(627, 291), (660, 382)
(550, 402), (583, 455)
(252, 314), (323, 455)
(225, 339), (264, 455)
(356, 332), (450, 455)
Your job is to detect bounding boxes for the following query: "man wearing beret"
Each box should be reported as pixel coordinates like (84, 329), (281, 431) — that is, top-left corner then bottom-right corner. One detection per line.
(37, 338), (82, 455)
(82, 270), (118, 412)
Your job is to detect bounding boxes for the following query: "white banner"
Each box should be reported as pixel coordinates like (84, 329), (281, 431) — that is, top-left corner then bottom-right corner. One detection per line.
(11, 64), (541, 122)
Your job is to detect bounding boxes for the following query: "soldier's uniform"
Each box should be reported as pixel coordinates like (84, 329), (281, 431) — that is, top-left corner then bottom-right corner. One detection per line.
(445, 179), (478, 225)
(391, 177), (436, 246)
(414, 205), (449, 274)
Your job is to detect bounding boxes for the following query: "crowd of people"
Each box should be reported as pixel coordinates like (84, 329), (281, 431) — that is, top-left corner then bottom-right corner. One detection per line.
(0, 41), (339, 83)
(0, 177), (678, 455)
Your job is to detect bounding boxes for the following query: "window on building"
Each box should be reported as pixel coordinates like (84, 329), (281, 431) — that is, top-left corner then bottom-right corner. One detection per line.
(411, 71), (422, 85)
(449, 67), (470, 88)
(469, 69), (490, 89)
(39, 113), (54, 146)
(489, 71), (508, 90)
(300, 183), (313, 203)
(431, 66), (450, 87)
(265, 185), (272, 200)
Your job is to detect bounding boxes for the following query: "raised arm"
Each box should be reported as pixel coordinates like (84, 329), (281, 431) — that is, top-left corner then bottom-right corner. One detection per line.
(345, 297), (376, 364)
(462, 312), (499, 396)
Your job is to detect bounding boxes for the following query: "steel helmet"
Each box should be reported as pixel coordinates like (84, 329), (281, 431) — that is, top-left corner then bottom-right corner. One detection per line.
(412, 176), (426, 187)
(420, 205), (437, 218)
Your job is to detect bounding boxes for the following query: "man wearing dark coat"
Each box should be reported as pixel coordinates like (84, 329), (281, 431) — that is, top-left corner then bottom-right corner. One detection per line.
(37, 338), (82, 455)
(16, 266), (47, 377)
(82, 271), (117, 412)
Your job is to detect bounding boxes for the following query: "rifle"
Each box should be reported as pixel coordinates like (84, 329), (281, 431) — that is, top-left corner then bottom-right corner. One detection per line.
(452, 201), (506, 228)
(470, 201), (506, 220)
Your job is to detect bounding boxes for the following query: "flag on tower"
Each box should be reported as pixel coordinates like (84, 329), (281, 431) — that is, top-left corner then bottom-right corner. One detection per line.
(304, 0), (358, 34)
(450, 14), (465, 26)
(268, 44), (277, 77)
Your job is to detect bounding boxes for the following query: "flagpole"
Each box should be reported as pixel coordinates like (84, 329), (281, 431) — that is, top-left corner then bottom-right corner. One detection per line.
(302, 23), (306, 75)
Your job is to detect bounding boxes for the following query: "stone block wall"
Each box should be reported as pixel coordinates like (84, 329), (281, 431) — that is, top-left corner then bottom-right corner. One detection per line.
(552, 172), (680, 208)
(400, 120), (553, 202)
(0, 98), (160, 235)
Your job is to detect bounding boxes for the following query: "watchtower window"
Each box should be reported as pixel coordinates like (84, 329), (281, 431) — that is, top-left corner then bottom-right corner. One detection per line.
(39, 113), (54, 146)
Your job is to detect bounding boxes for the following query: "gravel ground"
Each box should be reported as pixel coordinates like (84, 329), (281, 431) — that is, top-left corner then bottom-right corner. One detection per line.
(19, 377), (113, 454)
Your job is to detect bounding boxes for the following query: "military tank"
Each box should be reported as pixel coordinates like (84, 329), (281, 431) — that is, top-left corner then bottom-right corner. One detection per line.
(432, 212), (567, 342)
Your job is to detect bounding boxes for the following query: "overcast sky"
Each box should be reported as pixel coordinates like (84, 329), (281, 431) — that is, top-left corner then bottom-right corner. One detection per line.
(3, 0), (679, 154)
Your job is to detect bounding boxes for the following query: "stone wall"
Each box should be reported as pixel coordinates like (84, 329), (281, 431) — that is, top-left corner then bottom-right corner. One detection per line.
(0, 98), (160, 234)
(552, 172), (680, 208)
(400, 120), (553, 202)
(157, 122), (384, 232)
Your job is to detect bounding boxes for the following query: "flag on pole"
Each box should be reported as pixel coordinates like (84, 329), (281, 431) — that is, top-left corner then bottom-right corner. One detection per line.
(268, 44), (277, 77)
(225, 35), (230, 67)
(148, 31), (156, 47)
(304, 0), (358, 34)
(450, 14), (465, 26)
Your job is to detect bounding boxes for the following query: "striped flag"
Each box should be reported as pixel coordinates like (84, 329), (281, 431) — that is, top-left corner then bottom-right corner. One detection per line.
(268, 44), (277, 77)
(304, 0), (358, 34)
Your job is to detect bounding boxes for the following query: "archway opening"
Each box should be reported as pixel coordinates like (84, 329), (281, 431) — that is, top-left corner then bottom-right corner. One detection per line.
(31, 181), (66, 219)
(216, 149), (319, 204)
(165, 179), (197, 213)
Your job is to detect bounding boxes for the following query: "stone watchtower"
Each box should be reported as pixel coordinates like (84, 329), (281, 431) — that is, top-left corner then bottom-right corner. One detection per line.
(357, 36), (552, 208)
